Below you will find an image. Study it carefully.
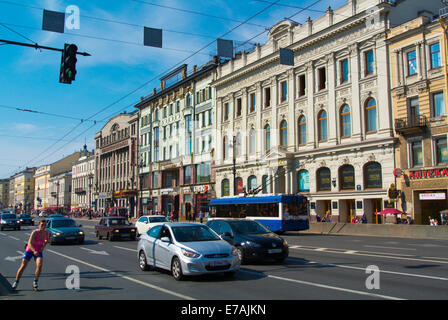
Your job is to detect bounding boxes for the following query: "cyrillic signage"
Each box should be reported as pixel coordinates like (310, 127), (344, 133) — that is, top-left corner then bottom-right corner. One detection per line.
(419, 193), (446, 200)
(409, 168), (448, 179)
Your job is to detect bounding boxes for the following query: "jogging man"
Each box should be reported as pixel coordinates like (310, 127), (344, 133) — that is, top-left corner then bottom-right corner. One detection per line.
(12, 219), (49, 291)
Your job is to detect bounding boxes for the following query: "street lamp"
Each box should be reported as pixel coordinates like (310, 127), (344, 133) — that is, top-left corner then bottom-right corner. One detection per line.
(88, 173), (93, 218)
(138, 156), (144, 218)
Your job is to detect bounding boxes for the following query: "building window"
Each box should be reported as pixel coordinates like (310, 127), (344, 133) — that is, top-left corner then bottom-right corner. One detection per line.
(236, 98), (242, 117)
(262, 175), (269, 194)
(235, 177), (243, 195)
(339, 165), (355, 190)
(152, 171), (159, 188)
(297, 170), (310, 192)
(364, 162), (382, 189)
(365, 98), (377, 133)
(432, 92), (445, 117)
(407, 50), (417, 76)
(184, 166), (192, 185)
(430, 42), (441, 69)
(298, 74), (306, 97)
(298, 115), (306, 145)
(318, 110), (328, 141)
(265, 124), (271, 152)
(248, 176), (257, 192)
(222, 179), (230, 196)
(223, 136), (229, 160)
(340, 104), (351, 137)
(411, 141), (423, 167)
(249, 128), (256, 155)
(264, 87), (271, 108)
(318, 67), (326, 91)
(409, 97), (420, 125)
(176, 101), (180, 113)
(436, 137), (448, 164)
(224, 103), (230, 121)
(249, 93), (256, 113)
(196, 163), (211, 183)
(280, 120), (288, 146)
(317, 167), (331, 192)
(186, 94), (191, 107)
(340, 59), (349, 84)
(365, 50), (374, 76)
(280, 81), (287, 102)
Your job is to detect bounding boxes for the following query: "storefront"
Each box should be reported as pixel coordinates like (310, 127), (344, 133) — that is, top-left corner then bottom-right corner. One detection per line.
(397, 167), (448, 225)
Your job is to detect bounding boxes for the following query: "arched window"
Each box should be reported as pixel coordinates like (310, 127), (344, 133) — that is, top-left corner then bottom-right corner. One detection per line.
(223, 136), (229, 160)
(298, 116), (306, 145)
(318, 110), (328, 141)
(280, 120), (288, 146)
(262, 175), (269, 194)
(249, 128), (256, 155)
(221, 179), (230, 196)
(340, 105), (351, 137)
(364, 162), (382, 189)
(317, 167), (331, 191)
(235, 177), (243, 195)
(248, 176), (257, 192)
(297, 170), (310, 192)
(339, 165), (355, 190)
(264, 124), (271, 152)
(365, 98), (377, 133)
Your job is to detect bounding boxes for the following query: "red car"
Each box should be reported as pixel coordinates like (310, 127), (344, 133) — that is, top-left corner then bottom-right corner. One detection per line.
(95, 217), (136, 241)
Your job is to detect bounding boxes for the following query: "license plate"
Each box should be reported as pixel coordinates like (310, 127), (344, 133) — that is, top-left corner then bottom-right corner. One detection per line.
(209, 260), (227, 267)
(268, 249), (282, 254)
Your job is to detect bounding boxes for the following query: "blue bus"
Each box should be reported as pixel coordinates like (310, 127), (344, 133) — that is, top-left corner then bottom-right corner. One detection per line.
(208, 195), (309, 233)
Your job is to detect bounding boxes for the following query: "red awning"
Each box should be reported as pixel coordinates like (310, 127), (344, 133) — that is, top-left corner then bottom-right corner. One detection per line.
(375, 208), (406, 215)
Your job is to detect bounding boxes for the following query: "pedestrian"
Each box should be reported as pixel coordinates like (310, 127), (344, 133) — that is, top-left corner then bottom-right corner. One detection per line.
(12, 219), (49, 291)
(361, 214), (367, 224)
(316, 214), (321, 222)
(429, 216), (434, 226)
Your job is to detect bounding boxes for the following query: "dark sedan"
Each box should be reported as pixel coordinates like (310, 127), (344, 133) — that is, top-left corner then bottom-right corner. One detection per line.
(0, 213), (20, 231)
(95, 217), (136, 241)
(18, 213), (34, 226)
(206, 219), (289, 264)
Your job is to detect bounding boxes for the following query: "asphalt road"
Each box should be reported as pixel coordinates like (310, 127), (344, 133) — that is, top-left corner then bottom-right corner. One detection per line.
(1, 218), (448, 301)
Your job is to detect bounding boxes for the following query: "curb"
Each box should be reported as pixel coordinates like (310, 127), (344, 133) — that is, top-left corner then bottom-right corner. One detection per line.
(0, 273), (12, 296)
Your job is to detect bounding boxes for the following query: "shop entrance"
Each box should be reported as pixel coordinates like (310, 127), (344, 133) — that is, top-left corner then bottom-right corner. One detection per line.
(340, 199), (355, 223)
(418, 191), (448, 225)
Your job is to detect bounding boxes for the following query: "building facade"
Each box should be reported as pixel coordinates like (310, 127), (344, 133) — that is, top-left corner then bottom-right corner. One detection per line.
(135, 60), (218, 218)
(212, 0), (440, 223)
(94, 111), (139, 217)
(48, 171), (72, 210)
(0, 179), (9, 208)
(12, 167), (36, 212)
(389, 15), (448, 225)
(71, 151), (95, 211)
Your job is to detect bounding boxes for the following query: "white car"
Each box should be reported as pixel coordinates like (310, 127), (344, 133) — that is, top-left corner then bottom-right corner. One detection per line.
(135, 215), (170, 236)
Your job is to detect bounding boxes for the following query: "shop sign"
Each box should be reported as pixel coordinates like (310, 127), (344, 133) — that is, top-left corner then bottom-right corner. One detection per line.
(193, 185), (209, 193)
(409, 168), (448, 179)
(419, 193), (446, 200)
(161, 188), (174, 195)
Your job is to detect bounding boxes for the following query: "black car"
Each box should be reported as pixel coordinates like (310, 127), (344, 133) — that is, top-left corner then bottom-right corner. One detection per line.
(18, 213), (34, 226)
(0, 213), (20, 231)
(206, 219), (288, 264)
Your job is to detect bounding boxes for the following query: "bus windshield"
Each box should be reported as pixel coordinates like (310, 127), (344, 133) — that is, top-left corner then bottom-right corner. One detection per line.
(215, 203), (279, 218)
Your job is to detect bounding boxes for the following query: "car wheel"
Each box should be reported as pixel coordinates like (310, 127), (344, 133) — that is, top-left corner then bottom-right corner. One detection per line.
(171, 257), (184, 281)
(139, 251), (150, 271)
(236, 246), (246, 264)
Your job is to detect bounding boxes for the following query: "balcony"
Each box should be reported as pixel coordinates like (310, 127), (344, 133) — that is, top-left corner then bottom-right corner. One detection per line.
(395, 115), (427, 135)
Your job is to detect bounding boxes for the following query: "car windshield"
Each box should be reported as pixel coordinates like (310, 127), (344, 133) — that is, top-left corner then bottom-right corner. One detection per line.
(171, 226), (220, 242)
(52, 219), (76, 228)
(2, 214), (16, 219)
(228, 220), (271, 235)
(108, 219), (128, 226)
(149, 216), (168, 223)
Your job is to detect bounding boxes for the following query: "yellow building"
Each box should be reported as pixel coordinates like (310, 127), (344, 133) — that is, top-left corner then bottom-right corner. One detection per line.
(388, 15), (448, 225)
(12, 168), (36, 212)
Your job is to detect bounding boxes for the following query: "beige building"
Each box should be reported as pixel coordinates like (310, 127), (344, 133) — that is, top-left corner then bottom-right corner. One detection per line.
(12, 167), (36, 211)
(0, 179), (9, 208)
(71, 151), (95, 211)
(94, 111), (139, 216)
(48, 171), (72, 210)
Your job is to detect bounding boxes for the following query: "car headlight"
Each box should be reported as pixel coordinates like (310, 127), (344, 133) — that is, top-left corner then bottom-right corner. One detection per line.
(181, 248), (200, 258)
(131, 229), (136, 232)
(114, 229), (120, 233)
(54, 232), (61, 236)
(283, 240), (288, 247)
(78, 231), (84, 235)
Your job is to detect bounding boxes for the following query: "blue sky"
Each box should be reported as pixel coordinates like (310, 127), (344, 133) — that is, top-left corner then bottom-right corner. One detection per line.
(0, 0), (346, 178)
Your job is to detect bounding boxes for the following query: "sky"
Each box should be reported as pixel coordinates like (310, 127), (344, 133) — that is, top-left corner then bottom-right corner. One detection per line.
(0, 0), (347, 179)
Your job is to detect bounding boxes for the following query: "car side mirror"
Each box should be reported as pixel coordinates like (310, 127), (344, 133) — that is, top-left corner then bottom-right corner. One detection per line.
(161, 237), (171, 243)
(221, 232), (233, 238)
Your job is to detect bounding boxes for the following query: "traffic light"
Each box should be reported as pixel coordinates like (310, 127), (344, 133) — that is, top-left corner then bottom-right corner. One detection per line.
(59, 43), (77, 84)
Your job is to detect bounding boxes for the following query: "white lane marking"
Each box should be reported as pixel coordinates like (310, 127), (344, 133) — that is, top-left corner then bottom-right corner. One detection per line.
(315, 248), (326, 251)
(0, 232), (7, 236)
(80, 247), (109, 255)
(290, 246), (448, 265)
(303, 259), (448, 282)
(344, 250), (357, 254)
(8, 236), (20, 241)
(46, 249), (195, 300)
(364, 245), (417, 251)
(241, 269), (405, 300)
(5, 251), (24, 262)
(113, 246), (138, 253)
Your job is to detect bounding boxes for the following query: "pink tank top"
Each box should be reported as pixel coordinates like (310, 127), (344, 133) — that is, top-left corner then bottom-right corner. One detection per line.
(26, 230), (48, 253)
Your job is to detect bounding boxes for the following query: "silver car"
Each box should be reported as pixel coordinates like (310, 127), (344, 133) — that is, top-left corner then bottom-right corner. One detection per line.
(137, 223), (240, 280)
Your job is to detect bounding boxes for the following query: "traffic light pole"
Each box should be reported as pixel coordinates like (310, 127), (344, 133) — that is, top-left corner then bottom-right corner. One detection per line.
(0, 39), (91, 56)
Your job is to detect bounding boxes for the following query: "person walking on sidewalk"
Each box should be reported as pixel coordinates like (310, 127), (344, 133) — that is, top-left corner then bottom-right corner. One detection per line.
(12, 219), (49, 291)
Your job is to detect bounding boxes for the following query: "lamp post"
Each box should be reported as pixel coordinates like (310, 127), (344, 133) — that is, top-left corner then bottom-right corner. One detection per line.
(138, 157), (144, 218)
(88, 173), (93, 219)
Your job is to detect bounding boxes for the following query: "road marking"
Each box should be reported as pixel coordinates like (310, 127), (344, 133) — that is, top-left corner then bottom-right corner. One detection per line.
(113, 246), (137, 253)
(241, 269), (405, 300)
(344, 250), (357, 254)
(8, 236), (20, 241)
(80, 247), (109, 256)
(0, 232), (7, 236)
(5, 251), (23, 262)
(364, 245), (417, 251)
(290, 246), (448, 264)
(315, 248), (327, 251)
(46, 249), (195, 300)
